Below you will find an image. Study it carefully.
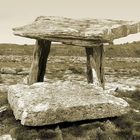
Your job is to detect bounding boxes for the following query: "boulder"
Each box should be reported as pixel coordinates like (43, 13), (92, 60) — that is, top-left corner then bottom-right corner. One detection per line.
(8, 81), (129, 126)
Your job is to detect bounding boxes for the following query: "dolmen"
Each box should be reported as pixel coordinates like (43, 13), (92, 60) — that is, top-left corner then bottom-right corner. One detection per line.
(8, 16), (140, 126)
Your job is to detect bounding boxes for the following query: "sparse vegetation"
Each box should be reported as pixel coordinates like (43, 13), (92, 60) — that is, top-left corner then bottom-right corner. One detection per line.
(1, 41), (140, 57)
(0, 42), (140, 139)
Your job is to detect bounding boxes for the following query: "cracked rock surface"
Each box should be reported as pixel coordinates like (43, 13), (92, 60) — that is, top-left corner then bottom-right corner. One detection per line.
(13, 16), (140, 46)
(8, 81), (129, 126)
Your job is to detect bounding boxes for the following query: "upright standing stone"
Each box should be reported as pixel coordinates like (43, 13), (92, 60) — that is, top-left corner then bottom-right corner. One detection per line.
(28, 40), (51, 85)
(85, 44), (104, 88)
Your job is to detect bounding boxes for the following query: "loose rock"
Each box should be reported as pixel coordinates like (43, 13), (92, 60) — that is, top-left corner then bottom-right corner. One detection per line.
(0, 84), (9, 93)
(0, 67), (16, 74)
(0, 134), (15, 140)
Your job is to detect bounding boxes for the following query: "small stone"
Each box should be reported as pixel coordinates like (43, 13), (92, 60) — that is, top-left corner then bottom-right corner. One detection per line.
(19, 76), (28, 84)
(133, 109), (139, 113)
(0, 74), (2, 83)
(64, 70), (73, 74)
(1, 67), (16, 74)
(0, 105), (7, 113)
(17, 71), (29, 75)
(0, 84), (9, 93)
(0, 134), (14, 140)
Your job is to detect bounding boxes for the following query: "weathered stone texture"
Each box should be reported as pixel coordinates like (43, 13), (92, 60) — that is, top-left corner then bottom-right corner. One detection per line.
(13, 16), (140, 46)
(8, 81), (129, 126)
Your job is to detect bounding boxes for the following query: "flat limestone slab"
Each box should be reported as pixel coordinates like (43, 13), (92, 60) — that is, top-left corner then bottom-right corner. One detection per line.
(13, 16), (140, 46)
(8, 81), (129, 126)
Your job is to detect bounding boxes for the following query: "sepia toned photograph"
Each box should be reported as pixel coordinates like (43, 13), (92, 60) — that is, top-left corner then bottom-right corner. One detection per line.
(0, 0), (140, 139)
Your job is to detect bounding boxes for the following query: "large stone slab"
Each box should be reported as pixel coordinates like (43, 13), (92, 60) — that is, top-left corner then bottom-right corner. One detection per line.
(13, 16), (140, 46)
(8, 81), (129, 126)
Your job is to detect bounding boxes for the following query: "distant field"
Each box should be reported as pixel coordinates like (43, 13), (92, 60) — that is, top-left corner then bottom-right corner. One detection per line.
(1, 42), (140, 75)
(0, 42), (140, 139)
(0, 42), (140, 57)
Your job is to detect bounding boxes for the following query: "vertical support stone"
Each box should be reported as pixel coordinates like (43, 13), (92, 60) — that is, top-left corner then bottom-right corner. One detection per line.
(85, 44), (104, 88)
(28, 39), (51, 85)
(100, 44), (105, 88)
(85, 48), (94, 83)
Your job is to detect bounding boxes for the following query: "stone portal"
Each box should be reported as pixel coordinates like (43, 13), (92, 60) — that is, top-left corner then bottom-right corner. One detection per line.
(13, 16), (140, 88)
(8, 16), (140, 126)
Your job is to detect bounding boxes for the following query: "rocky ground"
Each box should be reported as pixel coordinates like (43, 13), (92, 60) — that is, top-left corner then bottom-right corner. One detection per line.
(0, 43), (140, 140)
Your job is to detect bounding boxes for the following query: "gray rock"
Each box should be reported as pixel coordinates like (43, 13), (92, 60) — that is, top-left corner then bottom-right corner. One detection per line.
(0, 67), (28, 75)
(13, 16), (140, 46)
(17, 68), (29, 75)
(0, 134), (15, 140)
(19, 76), (28, 84)
(64, 70), (73, 74)
(0, 105), (7, 113)
(17, 71), (29, 75)
(8, 81), (129, 126)
(1, 67), (16, 74)
(0, 84), (9, 93)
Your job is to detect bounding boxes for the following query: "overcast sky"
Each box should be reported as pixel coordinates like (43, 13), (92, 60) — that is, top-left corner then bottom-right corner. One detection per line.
(1, 0), (140, 44)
